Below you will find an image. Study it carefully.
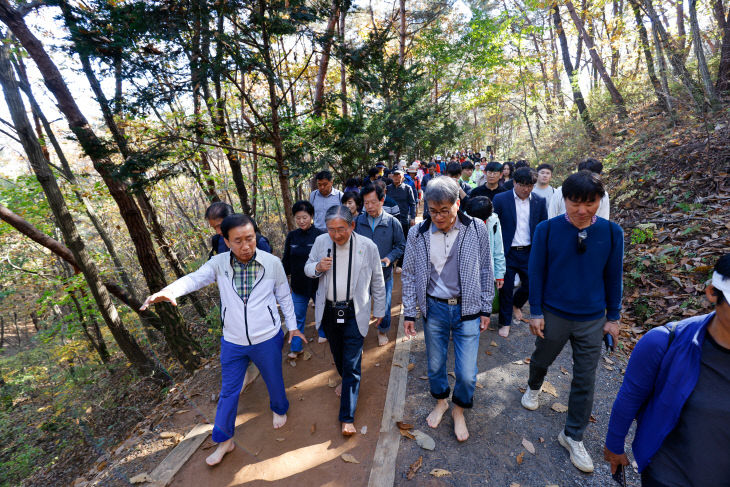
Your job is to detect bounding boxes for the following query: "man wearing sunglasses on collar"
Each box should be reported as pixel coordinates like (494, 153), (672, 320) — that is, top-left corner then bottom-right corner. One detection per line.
(520, 170), (624, 474)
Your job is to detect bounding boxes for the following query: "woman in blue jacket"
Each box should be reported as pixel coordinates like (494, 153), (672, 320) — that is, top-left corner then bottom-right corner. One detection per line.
(604, 254), (730, 486)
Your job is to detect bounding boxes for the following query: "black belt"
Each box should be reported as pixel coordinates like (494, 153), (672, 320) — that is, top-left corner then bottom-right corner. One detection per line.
(427, 294), (461, 305)
(512, 245), (531, 251)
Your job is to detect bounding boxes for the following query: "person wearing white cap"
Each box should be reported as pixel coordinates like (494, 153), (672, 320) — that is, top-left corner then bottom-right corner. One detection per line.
(604, 253), (730, 486)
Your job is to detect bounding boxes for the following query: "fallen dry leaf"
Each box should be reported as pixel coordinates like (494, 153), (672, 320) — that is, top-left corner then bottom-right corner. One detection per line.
(310, 423), (316, 434)
(516, 451), (525, 465)
(485, 350), (493, 355)
(407, 456), (423, 480)
(430, 468), (451, 477)
(603, 357), (614, 365)
(407, 363), (415, 371)
(560, 366), (569, 375)
(589, 415), (597, 423)
(509, 484), (521, 487)
(522, 438), (536, 455)
(393, 363), (403, 368)
(551, 402), (569, 413)
(539, 437), (545, 443)
(175, 409), (189, 415)
(341, 453), (360, 464)
(518, 387), (527, 393)
(490, 340), (498, 347)
(302, 351), (312, 361)
(604, 365), (615, 371)
(399, 429), (416, 439)
(512, 359), (524, 365)
(397, 421), (414, 430)
(276, 437), (285, 442)
(289, 360), (297, 367)
(159, 431), (178, 439)
(475, 383), (484, 389)
(419, 375), (428, 380)
(541, 381), (558, 397)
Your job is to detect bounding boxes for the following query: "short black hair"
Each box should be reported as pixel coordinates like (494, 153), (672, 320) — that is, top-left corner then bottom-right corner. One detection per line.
(292, 200), (315, 216)
(341, 191), (362, 210)
(466, 196), (493, 221)
(577, 157), (603, 174)
(427, 162), (436, 169)
(382, 177), (394, 187)
(515, 160), (529, 169)
(368, 167), (380, 178)
(221, 213), (255, 239)
(485, 162), (503, 172)
(562, 170), (606, 203)
(446, 162), (462, 176)
(361, 182), (385, 200)
(205, 201), (234, 220)
(513, 167), (538, 185)
(345, 177), (360, 188)
(536, 163), (554, 173)
(713, 254), (730, 305)
(315, 170), (333, 181)
(461, 161), (475, 170)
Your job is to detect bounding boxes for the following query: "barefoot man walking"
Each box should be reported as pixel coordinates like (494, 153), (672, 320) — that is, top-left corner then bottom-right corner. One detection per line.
(402, 177), (494, 441)
(140, 214), (306, 466)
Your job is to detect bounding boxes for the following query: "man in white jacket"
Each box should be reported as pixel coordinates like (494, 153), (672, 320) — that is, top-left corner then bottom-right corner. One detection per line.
(141, 214), (306, 467)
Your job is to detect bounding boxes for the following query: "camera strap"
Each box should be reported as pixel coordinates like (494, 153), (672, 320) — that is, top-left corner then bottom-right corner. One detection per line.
(332, 236), (353, 303)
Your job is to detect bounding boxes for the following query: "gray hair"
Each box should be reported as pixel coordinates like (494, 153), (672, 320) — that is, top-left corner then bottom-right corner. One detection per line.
(324, 205), (354, 225)
(424, 176), (460, 205)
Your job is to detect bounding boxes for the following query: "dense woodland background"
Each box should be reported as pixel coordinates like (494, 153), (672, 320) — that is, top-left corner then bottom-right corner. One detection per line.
(0, 0), (728, 485)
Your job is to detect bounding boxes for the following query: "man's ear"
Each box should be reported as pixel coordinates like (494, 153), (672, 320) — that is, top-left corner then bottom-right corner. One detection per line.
(706, 284), (718, 305)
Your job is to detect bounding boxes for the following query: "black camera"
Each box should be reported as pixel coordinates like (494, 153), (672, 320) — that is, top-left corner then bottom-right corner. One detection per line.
(332, 301), (350, 318)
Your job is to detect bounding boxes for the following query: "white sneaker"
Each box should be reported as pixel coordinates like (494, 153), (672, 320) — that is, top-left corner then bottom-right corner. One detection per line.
(521, 387), (540, 410)
(558, 430), (594, 473)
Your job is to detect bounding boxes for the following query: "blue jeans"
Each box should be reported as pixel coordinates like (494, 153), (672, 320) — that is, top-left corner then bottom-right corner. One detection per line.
(212, 332), (289, 442)
(290, 292), (326, 353)
(379, 277), (394, 332)
(423, 297), (481, 409)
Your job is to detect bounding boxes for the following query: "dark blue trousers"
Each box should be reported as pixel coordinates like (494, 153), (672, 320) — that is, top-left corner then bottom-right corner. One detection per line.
(321, 304), (363, 423)
(212, 331), (288, 442)
(499, 247), (531, 327)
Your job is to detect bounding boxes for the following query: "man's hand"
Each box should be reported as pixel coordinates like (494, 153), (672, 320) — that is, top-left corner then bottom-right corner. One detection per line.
(495, 279), (504, 289)
(603, 446), (630, 475)
(529, 318), (545, 339)
(403, 320), (417, 338)
(316, 256), (332, 273)
(140, 291), (177, 311)
(373, 317), (383, 327)
(381, 257), (391, 267)
(479, 316), (490, 332)
(604, 320), (620, 343)
(409, 219), (415, 227)
(288, 329), (308, 344)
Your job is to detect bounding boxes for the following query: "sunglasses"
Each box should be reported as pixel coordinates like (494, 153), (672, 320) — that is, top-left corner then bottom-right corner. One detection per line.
(577, 230), (588, 254)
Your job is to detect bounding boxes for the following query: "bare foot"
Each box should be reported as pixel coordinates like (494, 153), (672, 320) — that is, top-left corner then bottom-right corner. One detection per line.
(513, 307), (523, 321)
(205, 439), (235, 466)
(378, 332), (389, 346)
(452, 407), (469, 442)
(335, 383), (342, 397)
(426, 399), (449, 428)
(342, 422), (357, 436)
(498, 326), (510, 338)
(273, 412), (287, 429)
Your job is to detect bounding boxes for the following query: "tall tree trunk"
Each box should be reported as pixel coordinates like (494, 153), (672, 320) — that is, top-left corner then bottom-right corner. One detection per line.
(717, 4), (730, 94)
(0, 41), (164, 378)
(689, 0), (721, 108)
(548, 18), (565, 109)
(340, 6), (348, 116)
(0, 2), (201, 371)
(259, 0), (295, 231)
(565, 0), (630, 122)
(642, 0), (706, 112)
(68, 290), (111, 364)
(629, 0), (675, 116)
(530, 31), (555, 115)
(552, 3), (600, 141)
(313, 0), (339, 115)
(677, 0), (686, 52)
(12, 55), (142, 302)
(399, 0), (407, 66)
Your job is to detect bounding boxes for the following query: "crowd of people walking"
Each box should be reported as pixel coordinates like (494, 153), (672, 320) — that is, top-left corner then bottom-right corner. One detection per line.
(138, 150), (729, 486)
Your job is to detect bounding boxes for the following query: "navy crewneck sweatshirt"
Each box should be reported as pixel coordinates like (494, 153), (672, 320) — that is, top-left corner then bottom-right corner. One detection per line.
(528, 215), (624, 321)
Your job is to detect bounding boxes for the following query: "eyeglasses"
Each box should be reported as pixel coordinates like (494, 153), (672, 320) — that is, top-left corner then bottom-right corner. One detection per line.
(577, 230), (588, 254)
(428, 208), (453, 218)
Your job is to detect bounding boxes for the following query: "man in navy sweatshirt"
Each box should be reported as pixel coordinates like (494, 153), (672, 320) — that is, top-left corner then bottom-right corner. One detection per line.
(520, 170), (624, 474)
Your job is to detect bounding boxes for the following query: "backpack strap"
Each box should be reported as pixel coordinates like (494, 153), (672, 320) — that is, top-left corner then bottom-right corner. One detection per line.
(664, 322), (679, 349)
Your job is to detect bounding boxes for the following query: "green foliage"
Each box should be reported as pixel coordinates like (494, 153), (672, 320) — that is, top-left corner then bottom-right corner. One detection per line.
(630, 226), (655, 244)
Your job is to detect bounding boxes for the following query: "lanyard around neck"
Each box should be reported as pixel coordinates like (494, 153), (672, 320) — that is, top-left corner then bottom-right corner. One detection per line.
(332, 237), (353, 302)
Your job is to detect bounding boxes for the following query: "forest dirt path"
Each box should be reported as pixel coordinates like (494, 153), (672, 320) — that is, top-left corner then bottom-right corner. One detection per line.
(167, 280), (403, 486)
(393, 305), (638, 487)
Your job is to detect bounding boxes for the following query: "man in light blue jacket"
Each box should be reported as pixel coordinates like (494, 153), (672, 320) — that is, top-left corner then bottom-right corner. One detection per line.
(141, 214), (306, 467)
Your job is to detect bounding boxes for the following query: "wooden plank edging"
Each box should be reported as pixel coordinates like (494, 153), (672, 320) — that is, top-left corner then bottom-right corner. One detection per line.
(148, 423), (213, 486)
